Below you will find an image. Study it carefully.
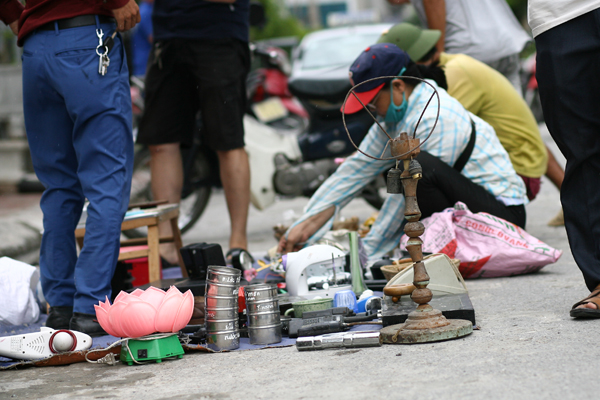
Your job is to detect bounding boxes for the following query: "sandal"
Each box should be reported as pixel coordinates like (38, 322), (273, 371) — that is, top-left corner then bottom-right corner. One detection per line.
(570, 285), (600, 319)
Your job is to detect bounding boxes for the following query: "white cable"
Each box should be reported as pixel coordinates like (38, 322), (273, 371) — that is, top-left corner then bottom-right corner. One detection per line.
(85, 338), (128, 365)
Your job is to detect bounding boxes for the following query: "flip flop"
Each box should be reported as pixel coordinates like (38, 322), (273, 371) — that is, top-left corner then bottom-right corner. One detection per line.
(570, 286), (600, 319)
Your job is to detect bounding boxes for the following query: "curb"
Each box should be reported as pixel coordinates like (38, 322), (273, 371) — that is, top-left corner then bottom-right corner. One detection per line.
(0, 219), (41, 263)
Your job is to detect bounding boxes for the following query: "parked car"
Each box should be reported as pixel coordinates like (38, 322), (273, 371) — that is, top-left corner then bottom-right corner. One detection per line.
(289, 24), (393, 108)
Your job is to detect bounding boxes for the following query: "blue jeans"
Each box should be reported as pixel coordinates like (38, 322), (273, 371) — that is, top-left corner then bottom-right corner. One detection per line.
(22, 19), (134, 314)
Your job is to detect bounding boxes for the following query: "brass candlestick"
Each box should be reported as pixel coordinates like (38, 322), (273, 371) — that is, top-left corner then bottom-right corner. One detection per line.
(341, 76), (472, 343)
(381, 132), (472, 344)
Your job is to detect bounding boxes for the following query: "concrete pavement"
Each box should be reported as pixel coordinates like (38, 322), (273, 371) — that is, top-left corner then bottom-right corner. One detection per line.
(1, 126), (598, 399)
(0, 192), (42, 264)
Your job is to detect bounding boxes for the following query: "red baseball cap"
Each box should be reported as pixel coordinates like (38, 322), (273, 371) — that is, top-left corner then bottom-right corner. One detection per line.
(342, 43), (410, 114)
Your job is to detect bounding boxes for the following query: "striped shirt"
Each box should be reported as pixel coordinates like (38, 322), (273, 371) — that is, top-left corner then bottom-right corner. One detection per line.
(289, 79), (527, 260)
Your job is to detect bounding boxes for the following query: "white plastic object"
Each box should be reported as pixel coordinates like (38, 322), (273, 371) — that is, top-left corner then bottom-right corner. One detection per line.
(0, 257), (40, 325)
(0, 327), (93, 360)
(284, 244), (352, 299)
(358, 290), (374, 301)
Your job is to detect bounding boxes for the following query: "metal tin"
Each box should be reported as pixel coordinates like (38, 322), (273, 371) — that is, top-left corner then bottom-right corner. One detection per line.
(248, 323), (282, 345)
(247, 311), (281, 327)
(245, 283), (282, 345)
(206, 330), (240, 351)
(206, 283), (239, 297)
(205, 307), (238, 320)
(206, 318), (238, 332)
(206, 266), (241, 285)
(204, 294), (238, 309)
(244, 284), (278, 302)
(245, 299), (278, 314)
(204, 266), (240, 350)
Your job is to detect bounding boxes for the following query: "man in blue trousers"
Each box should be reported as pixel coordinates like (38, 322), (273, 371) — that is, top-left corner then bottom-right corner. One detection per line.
(5, 0), (140, 336)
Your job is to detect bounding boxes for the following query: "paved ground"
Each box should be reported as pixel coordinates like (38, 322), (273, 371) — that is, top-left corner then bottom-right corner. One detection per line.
(0, 125), (598, 400)
(0, 192), (42, 264)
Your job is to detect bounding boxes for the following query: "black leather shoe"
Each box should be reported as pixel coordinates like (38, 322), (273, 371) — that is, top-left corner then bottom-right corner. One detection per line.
(46, 306), (73, 330)
(70, 312), (107, 337)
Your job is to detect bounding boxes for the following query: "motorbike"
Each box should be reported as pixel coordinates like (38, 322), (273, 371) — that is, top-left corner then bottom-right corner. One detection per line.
(246, 42), (309, 132)
(125, 45), (381, 238)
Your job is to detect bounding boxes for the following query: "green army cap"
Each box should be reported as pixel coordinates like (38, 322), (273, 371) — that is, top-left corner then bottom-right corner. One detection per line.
(377, 23), (441, 62)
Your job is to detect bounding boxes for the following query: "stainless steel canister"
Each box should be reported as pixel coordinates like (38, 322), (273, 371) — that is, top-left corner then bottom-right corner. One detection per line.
(206, 282), (239, 297)
(206, 330), (240, 351)
(244, 284), (282, 345)
(245, 299), (278, 314)
(205, 266), (240, 351)
(206, 318), (238, 332)
(207, 266), (241, 285)
(205, 307), (238, 320)
(244, 284), (278, 302)
(204, 294), (239, 309)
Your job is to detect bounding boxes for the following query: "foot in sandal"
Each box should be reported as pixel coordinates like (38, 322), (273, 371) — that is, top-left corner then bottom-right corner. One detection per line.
(570, 285), (600, 318)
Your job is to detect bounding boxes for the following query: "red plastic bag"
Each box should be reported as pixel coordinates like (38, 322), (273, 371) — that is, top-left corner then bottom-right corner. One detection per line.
(399, 202), (562, 278)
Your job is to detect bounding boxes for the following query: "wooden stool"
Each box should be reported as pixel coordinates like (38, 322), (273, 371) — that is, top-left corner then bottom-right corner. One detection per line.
(75, 203), (188, 283)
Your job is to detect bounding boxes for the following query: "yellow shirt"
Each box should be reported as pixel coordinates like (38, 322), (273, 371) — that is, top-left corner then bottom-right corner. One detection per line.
(439, 52), (547, 178)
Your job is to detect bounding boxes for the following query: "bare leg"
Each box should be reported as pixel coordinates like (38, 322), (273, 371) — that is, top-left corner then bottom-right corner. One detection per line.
(545, 146), (566, 226)
(545, 145), (564, 190)
(217, 147), (250, 250)
(149, 143), (183, 264)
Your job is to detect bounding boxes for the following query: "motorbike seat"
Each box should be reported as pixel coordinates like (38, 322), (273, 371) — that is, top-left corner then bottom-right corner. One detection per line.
(288, 78), (351, 103)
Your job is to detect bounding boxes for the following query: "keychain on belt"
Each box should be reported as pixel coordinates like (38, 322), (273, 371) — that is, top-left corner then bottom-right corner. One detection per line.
(96, 29), (117, 76)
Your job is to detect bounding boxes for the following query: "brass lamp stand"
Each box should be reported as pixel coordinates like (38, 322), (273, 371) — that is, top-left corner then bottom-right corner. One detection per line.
(380, 132), (472, 344)
(342, 76), (472, 344)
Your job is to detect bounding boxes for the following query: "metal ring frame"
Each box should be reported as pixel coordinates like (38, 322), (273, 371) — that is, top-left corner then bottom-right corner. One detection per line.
(341, 75), (440, 161)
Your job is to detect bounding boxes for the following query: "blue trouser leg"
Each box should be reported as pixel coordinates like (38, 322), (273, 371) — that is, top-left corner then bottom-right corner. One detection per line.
(22, 55), (83, 308)
(22, 21), (134, 314)
(536, 9), (600, 292)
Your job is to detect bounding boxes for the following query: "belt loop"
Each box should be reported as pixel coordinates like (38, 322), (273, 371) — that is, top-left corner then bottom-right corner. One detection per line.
(54, 21), (59, 35)
(95, 15), (100, 29)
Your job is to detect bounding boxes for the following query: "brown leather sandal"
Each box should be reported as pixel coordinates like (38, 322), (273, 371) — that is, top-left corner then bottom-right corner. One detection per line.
(570, 285), (600, 319)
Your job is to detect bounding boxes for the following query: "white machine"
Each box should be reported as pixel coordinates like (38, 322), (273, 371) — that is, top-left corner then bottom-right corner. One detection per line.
(0, 327), (93, 360)
(283, 245), (352, 299)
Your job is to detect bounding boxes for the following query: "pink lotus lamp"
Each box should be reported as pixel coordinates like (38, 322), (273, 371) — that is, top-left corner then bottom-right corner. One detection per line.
(94, 286), (194, 338)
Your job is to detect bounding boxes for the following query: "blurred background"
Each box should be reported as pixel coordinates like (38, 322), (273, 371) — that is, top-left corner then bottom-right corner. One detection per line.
(0, 0), (530, 193)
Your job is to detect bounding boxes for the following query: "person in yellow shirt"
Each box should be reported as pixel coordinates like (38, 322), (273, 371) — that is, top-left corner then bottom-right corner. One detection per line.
(378, 23), (565, 225)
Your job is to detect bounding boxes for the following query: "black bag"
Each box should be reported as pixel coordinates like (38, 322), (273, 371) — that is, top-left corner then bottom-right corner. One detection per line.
(179, 242), (226, 280)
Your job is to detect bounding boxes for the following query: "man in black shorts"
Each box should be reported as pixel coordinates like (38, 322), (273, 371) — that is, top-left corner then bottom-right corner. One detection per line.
(138, 0), (251, 263)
